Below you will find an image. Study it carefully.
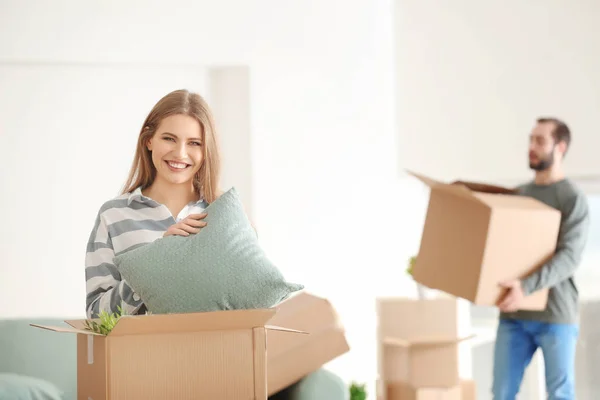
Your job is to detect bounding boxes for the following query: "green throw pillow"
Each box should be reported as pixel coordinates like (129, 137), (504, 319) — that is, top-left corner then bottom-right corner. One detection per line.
(114, 187), (303, 314)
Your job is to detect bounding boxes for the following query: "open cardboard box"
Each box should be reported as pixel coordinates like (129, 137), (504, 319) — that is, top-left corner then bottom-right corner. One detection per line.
(407, 170), (560, 310)
(377, 297), (473, 389)
(31, 308), (306, 400)
(382, 334), (475, 388)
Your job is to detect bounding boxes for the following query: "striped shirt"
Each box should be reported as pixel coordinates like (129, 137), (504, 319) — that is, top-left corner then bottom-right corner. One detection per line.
(85, 187), (208, 318)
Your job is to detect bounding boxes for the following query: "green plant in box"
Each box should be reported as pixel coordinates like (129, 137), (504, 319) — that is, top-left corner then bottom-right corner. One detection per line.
(84, 305), (126, 335)
(407, 255), (431, 299)
(349, 381), (367, 400)
(406, 255), (417, 276)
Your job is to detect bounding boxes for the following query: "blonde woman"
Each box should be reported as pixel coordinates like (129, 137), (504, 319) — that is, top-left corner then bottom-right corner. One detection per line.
(85, 89), (223, 319)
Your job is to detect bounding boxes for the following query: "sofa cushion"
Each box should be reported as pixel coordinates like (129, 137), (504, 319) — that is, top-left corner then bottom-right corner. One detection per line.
(269, 369), (348, 400)
(0, 373), (64, 400)
(0, 319), (76, 400)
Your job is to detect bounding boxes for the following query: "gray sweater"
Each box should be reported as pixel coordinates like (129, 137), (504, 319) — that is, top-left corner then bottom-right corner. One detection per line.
(500, 178), (590, 324)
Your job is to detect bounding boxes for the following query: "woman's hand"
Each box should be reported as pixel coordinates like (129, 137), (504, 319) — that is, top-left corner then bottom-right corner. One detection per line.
(163, 213), (207, 237)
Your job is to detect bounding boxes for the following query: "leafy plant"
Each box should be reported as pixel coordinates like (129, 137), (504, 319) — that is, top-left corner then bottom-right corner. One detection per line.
(406, 255), (417, 276)
(349, 381), (367, 400)
(407, 255), (430, 299)
(84, 305), (126, 335)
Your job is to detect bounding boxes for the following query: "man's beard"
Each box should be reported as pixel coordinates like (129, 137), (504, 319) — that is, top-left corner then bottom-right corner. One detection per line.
(529, 149), (555, 171)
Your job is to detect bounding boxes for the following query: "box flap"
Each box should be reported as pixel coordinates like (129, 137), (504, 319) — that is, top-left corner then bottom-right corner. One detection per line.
(407, 170), (485, 203)
(272, 291), (324, 316)
(407, 170), (517, 195)
(108, 308), (278, 336)
(405, 170), (445, 188)
(264, 325), (308, 335)
(383, 333), (475, 347)
(269, 291), (344, 334)
(30, 323), (102, 336)
(474, 192), (561, 211)
(451, 180), (516, 194)
(64, 319), (88, 330)
(267, 327), (350, 396)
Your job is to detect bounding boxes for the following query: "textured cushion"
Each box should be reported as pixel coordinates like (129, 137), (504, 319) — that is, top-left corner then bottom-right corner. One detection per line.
(268, 369), (348, 400)
(114, 187), (303, 314)
(0, 373), (64, 400)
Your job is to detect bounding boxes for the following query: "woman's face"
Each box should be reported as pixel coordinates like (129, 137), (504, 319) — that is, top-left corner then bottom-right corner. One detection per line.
(147, 114), (204, 186)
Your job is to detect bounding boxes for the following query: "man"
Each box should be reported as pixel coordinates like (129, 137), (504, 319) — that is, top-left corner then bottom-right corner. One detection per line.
(492, 117), (590, 400)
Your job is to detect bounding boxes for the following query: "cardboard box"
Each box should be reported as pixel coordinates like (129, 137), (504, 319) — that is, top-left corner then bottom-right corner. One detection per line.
(266, 291), (350, 396)
(31, 308), (304, 400)
(387, 381), (462, 400)
(408, 170), (560, 310)
(377, 297), (473, 388)
(382, 336), (472, 388)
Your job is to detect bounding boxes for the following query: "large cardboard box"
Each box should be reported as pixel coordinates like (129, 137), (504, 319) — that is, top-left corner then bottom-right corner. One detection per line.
(408, 171), (560, 310)
(266, 291), (350, 396)
(377, 297), (472, 389)
(31, 308), (304, 400)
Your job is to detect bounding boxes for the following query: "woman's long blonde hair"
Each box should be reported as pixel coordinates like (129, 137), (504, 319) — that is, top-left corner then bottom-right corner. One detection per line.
(121, 89), (221, 203)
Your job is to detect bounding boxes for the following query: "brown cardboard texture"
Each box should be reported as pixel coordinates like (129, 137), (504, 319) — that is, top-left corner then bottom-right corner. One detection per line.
(265, 291), (350, 396)
(460, 379), (476, 400)
(377, 297), (473, 388)
(382, 334), (473, 388)
(377, 297), (460, 339)
(31, 308), (306, 400)
(407, 170), (560, 310)
(387, 381), (462, 400)
(378, 379), (474, 400)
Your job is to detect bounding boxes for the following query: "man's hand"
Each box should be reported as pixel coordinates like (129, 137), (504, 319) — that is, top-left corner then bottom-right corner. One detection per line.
(497, 279), (525, 312)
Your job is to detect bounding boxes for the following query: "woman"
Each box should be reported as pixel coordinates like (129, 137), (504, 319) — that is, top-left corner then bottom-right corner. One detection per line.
(85, 89), (222, 319)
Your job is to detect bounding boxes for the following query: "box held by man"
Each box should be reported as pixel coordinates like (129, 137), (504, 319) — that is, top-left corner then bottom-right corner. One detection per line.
(407, 170), (560, 310)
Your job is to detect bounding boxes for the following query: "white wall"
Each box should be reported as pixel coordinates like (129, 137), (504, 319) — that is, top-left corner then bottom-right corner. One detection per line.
(208, 66), (254, 218)
(396, 0), (600, 184)
(0, 0), (403, 390)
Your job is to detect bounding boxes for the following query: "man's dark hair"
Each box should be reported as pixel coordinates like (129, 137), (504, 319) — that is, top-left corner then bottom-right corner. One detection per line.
(537, 117), (571, 155)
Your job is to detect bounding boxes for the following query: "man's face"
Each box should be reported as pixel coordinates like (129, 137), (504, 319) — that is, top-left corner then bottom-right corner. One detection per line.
(529, 122), (558, 171)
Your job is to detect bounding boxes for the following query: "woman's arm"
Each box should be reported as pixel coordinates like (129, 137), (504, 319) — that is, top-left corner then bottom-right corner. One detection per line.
(85, 211), (143, 318)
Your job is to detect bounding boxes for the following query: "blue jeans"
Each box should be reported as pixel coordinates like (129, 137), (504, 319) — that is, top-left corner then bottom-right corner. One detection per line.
(492, 318), (579, 400)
